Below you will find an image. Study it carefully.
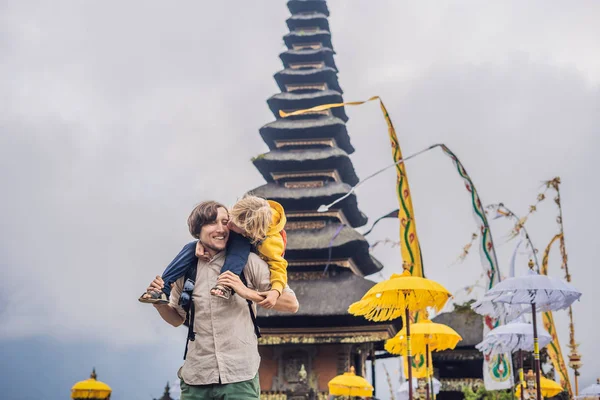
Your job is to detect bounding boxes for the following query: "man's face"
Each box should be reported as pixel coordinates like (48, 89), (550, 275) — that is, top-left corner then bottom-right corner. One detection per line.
(199, 207), (230, 255)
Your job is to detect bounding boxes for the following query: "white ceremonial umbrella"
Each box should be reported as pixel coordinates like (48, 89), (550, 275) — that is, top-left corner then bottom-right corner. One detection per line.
(472, 262), (581, 400)
(397, 378), (441, 400)
(476, 319), (553, 400)
(476, 320), (553, 355)
(578, 379), (600, 399)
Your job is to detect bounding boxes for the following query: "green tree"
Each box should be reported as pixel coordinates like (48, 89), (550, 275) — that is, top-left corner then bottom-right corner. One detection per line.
(461, 386), (513, 400)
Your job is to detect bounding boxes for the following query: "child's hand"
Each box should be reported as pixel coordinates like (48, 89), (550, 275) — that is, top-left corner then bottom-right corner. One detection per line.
(195, 241), (210, 261)
(258, 289), (280, 309)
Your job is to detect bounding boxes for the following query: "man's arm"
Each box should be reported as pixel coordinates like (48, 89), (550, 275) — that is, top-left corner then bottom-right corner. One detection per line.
(154, 304), (185, 327)
(216, 271), (299, 313)
(269, 288), (299, 313)
(146, 275), (186, 327)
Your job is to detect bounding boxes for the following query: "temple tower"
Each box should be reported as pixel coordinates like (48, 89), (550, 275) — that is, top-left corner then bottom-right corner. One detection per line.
(250, 1), (400, 398)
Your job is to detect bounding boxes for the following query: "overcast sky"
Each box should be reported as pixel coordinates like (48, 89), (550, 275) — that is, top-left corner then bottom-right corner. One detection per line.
(1, 1), (599, 399)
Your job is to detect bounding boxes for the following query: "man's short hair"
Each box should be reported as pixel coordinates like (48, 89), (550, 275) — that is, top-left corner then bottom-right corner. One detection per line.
(187, 201), (227, 239)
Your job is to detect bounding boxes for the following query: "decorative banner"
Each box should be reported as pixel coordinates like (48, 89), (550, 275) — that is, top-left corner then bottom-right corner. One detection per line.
(482, 317), (514, 390)
(542, 233), (573, 397)
(438, 145), (512, 390)
(402, 351), (432, 379)
(438, 145), (500, 288)
(282, 96), (424, 277)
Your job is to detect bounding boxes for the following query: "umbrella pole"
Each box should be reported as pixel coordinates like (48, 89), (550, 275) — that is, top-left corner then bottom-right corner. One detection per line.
(532, 303), (542, 400)
(406, 307), (413, 400)
(519, 349), (524, 400)
(425, 343), (431, 400)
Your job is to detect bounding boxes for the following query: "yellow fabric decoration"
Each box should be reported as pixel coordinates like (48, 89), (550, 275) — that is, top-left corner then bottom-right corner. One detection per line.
(71, 378), (112, 399)
(515, 373), (563, 398)
(348, 270), (451, 322)
(328, 368), (374, 397)
(385, 319), (462, 355)
(387, 319), (462, 379)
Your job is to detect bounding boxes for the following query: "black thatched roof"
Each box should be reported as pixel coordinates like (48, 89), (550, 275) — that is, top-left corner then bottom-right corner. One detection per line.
(260, 271), (376, 318)
(257, 272), (401, 339)
(286, 12), (330, 31)
(259, 116), (354, 154)
(253, 147), (359, 186)
(285, 224), (383, 276)
(249, 182), (368, 228)
(274, 66), (341, 93)
(279, 47), (337, 71)
(432, 309), (483, 347)
(287, 0), (329, 17)
(267, 90), (348, 121)
(284, 30), (333, 50)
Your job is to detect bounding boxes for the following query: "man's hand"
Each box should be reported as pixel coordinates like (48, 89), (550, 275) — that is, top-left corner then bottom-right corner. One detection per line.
(195, 241), (210, 262)
(258, 290), (280, 309)
(216, 271), (249, 299)
(147, 275), (165, 293)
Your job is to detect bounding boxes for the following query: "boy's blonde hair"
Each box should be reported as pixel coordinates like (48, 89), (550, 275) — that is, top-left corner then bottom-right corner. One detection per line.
(230, 195), (272, 244)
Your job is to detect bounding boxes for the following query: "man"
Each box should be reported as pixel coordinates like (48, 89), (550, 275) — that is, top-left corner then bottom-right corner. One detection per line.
(146, 200), (299, 399)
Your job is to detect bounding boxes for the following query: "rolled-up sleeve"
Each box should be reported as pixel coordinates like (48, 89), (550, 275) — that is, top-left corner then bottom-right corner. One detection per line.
(168, 277), (187, 320)
(244, 253), (271, 292)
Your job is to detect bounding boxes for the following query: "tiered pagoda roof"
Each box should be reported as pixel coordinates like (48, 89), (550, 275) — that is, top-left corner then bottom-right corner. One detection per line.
(250, 0), (398, 345)
(259, 116), (353, 153)
(286, 12), (330, 32)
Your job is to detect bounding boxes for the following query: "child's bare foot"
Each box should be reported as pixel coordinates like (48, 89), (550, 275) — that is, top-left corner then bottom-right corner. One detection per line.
(210, 284), (231, 300)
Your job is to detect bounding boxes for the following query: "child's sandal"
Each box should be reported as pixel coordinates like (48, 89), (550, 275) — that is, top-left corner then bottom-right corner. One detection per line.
(138, 291), (169, 305)
(210, 284), (232, 300)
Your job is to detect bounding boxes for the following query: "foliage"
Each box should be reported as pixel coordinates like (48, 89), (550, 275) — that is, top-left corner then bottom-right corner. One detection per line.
(461, 386), (513, 400)
(453, 299), (477, 313)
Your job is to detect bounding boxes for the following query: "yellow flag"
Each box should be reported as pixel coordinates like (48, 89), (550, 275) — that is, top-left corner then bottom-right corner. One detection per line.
(280, 96), (424, 276)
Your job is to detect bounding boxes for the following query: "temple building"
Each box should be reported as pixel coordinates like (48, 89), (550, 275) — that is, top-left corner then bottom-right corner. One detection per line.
(250, 1), (484, 399)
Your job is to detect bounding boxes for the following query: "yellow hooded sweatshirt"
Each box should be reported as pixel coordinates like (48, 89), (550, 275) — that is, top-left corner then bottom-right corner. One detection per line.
(256, 200), (288, 294)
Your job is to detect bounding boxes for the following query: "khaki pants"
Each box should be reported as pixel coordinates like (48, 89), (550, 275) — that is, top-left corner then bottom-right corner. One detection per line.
(179, 374), (260, 400)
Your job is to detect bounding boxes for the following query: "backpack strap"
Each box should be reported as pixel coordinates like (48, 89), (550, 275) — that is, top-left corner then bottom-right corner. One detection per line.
(181, 262), (197, 360)
(240, 272), (261, 339)
(180, 263), (261, 359)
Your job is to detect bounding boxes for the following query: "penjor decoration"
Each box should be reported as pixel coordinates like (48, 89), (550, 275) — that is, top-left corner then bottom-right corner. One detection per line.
(488, 201), (574, 396)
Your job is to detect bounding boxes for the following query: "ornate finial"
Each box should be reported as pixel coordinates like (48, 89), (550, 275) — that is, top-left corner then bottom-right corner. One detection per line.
(402, 261), (412, 274)
(164, 382), (170, 395)
(90, 368), (97, 380)
(350, 366), (356, 374)
(528, 259), (534, 270)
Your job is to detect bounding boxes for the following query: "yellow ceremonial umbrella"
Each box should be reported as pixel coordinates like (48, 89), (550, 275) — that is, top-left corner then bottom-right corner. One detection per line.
(515, 371), (563, 399)
(349, 265), (452, 400)
(71, 369), (112, 399)
(385, 319), (462, 400)
(328, 367), (374, 398)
